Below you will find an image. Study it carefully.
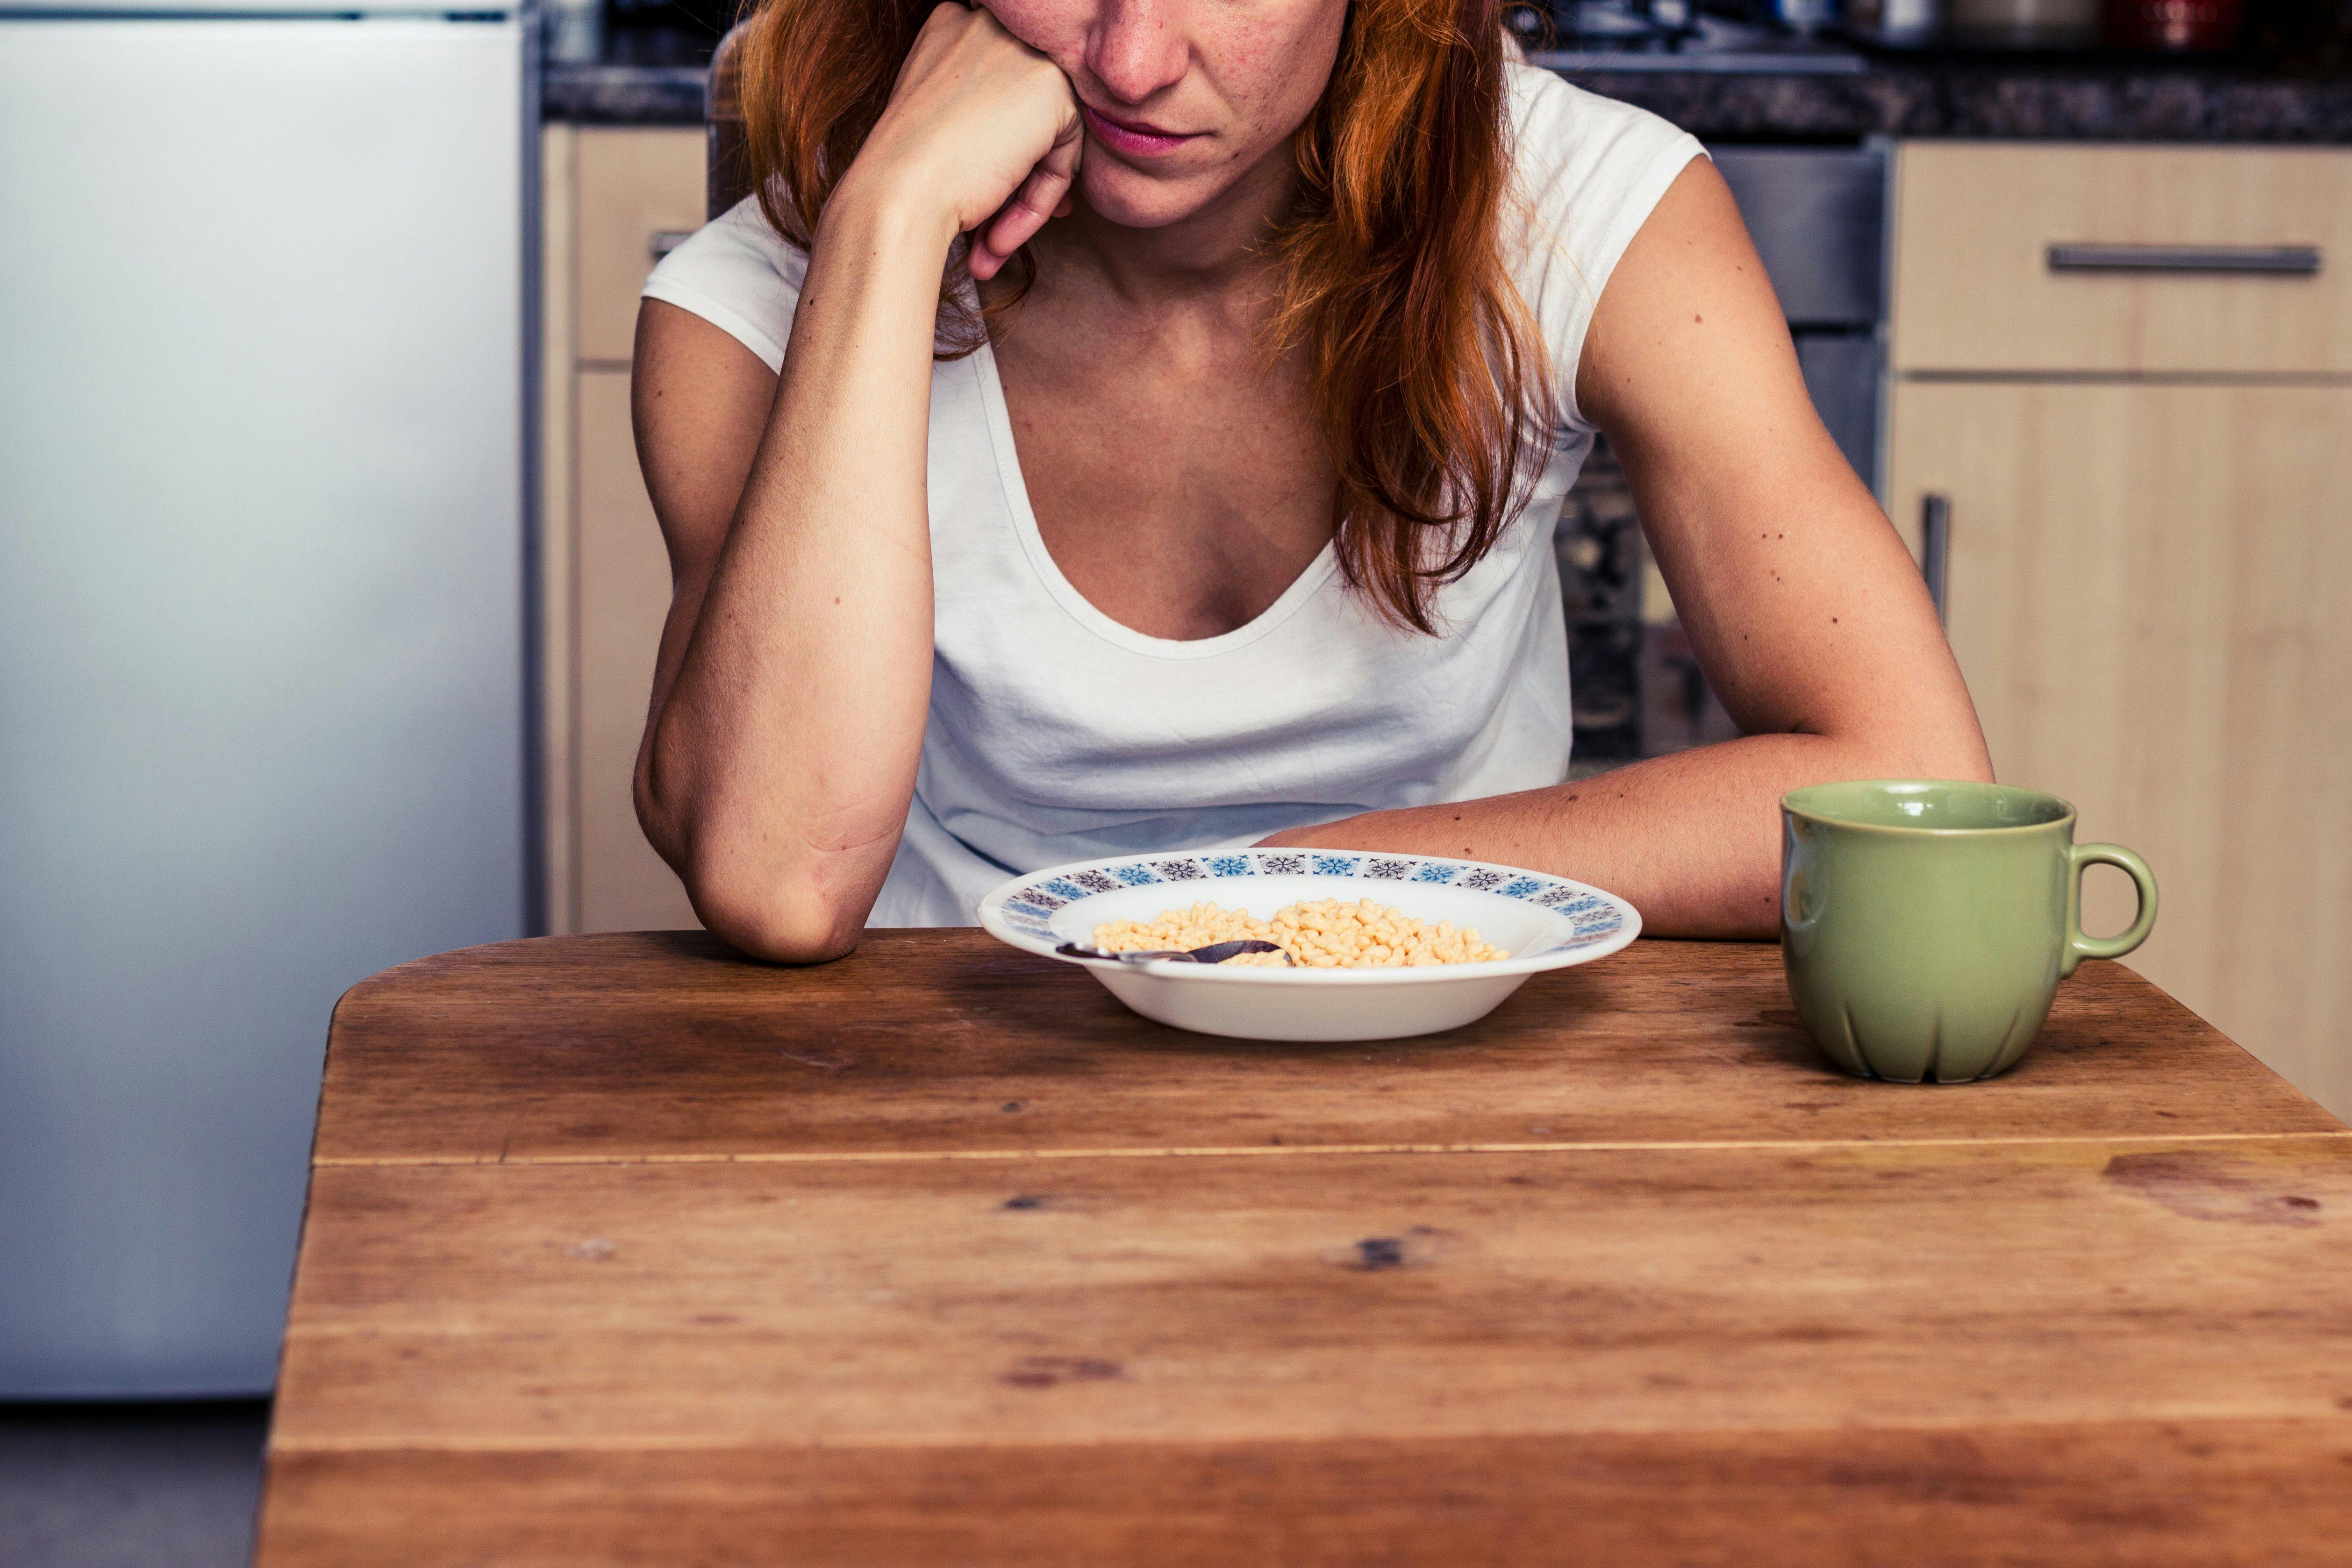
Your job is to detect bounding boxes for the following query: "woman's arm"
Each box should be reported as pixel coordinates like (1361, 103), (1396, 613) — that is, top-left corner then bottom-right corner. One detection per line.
(631, 6), (1081, 961)
(1259, 158), (1991, 938)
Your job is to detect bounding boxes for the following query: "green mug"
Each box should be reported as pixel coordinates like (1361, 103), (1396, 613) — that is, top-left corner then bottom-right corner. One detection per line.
(1780, 780), (2158, 1083)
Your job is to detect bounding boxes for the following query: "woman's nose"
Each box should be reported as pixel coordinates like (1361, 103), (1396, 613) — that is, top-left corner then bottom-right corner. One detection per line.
(1085, 0), (1190, 108)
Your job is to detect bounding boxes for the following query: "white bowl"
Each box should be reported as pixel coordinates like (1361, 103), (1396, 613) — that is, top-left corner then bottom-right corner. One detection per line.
(977, 848), (1641, 1041)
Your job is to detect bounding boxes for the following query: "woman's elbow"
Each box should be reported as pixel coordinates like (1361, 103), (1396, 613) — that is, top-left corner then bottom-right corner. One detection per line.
(635, 744), (897, 963)
(1944, 748), (1998, 785)
(1880, 706), (1996, 786)
(684, 859), (866, 965)
(637, 784), (866, 962)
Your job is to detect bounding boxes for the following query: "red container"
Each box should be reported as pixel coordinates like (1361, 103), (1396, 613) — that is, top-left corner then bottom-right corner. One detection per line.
(2102, 0), (2248, 50)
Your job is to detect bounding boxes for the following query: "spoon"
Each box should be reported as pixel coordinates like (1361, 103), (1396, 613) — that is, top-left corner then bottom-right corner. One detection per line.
(1055, 939), (1292, 967)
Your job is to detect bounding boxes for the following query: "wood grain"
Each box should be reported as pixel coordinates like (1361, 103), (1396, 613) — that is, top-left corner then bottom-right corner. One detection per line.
(1890, 143), (2352, 375)
(272, 1138), (2352, 1452)
(259, 935), (2352, 1564)
(1887, 379), (2352, 1125)
(258, 1418), (2352, 1568)
(309, 932), (2340, 1165)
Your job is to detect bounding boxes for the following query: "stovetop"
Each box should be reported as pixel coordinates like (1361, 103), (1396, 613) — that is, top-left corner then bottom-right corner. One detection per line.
(1516, 1), (1867, 73)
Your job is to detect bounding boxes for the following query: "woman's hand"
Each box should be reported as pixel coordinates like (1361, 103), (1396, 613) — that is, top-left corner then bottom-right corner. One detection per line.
(843, 3), (1084, 282)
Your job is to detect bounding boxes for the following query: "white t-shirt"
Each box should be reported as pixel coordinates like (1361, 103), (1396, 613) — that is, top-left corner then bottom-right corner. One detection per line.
(642, 65), (1702, 927)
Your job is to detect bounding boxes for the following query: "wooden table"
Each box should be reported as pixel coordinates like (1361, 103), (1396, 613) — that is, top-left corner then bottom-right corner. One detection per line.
(256, 932), (2352, 1565)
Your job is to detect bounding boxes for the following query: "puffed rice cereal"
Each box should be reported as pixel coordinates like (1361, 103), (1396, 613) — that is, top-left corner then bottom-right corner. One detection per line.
(1091, 898), (1506, 968)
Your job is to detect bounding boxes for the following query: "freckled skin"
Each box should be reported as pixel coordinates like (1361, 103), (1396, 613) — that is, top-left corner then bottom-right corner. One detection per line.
(969, 0), (1353, 644)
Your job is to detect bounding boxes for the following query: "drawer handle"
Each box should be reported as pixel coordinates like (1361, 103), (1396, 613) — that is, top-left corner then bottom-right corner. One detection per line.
(649, 229), (694, 262)
(2046, 243), (2321, 275)
(1920, 493), (1949, 626)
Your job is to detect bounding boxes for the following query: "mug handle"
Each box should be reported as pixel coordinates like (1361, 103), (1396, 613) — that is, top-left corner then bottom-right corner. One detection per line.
(2064, 843), (2159, 976)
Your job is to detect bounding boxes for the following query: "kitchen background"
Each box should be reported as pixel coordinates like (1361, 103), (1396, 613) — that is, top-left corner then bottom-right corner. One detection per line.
(4, 0), (2349, 1561)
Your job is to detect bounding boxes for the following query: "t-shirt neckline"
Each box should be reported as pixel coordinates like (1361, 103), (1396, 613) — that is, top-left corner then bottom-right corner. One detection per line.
(969, 339), (1342, 663)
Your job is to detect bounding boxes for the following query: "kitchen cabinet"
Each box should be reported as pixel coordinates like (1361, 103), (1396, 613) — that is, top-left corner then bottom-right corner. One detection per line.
(1890, 143), (2352, 376)
(541, 124), (704, 934)
(1887, 142), (2352, 1120)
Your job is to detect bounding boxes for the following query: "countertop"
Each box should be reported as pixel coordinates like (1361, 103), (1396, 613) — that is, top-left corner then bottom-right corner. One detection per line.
(547, 26), (2352, 141)
(1552, 55), (2352, 141)
(543, 29), (708, 126)
(254, 930), (2352, 1564)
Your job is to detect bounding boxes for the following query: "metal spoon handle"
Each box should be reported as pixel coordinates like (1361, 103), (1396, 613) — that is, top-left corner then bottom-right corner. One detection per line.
(1185, 939), (1289, 965)
(1055, 940), (1291, 967)
(1056, 943), (1180, 962)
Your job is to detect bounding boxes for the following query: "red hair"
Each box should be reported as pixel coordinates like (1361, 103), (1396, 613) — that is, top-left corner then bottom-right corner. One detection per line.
(738, 0), (1551, 633)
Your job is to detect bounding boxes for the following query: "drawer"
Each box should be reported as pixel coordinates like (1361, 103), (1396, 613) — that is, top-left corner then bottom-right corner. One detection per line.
(575, 127), (707, 365)
(1890, 143), (2352, 375)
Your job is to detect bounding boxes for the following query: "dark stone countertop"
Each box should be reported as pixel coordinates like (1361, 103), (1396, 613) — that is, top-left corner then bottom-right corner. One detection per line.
(1559, 57), (2352, 142)
(546, 28), (2351, 142)
(545, 61), (706, 124)
(543, 29), (712, 126)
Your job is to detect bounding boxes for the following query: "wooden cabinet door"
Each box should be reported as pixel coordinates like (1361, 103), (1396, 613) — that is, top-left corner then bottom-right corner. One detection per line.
(575, 128), (707, 365)
(574, 369), (699, 934)
(1890, 144), (2352, 376)
(543, 125), (705, 935)
(1887, 380), (2352, 1120)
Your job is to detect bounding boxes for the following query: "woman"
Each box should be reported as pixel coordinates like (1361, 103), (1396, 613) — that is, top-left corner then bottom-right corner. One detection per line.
(632, 0), (1990, 962)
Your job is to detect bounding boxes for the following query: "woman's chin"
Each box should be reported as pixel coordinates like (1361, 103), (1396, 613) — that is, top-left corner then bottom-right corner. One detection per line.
(1075, 162), (1222, 232)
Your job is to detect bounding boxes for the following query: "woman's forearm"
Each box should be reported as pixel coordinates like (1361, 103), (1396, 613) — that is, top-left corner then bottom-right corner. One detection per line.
(633, 9), (1084, 962)
(640, 184), (956, 959)
(1257, 726), (1993, 940)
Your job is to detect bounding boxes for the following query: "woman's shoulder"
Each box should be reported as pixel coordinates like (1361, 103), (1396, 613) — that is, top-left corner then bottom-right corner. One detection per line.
(1502, 63), (1706, 239)
(639, 196), (811, 375)
(1500, 64), (1707, 421)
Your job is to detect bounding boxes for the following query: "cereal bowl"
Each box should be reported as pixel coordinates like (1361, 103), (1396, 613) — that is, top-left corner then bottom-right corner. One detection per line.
(977, 848), (1641, 1041)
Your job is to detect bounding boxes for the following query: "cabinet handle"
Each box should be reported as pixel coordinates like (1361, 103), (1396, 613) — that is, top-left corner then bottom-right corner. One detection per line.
(649, 229), (694, 262)
(2046, 243), (2321, 275)
(1920, 493), (1950, 626)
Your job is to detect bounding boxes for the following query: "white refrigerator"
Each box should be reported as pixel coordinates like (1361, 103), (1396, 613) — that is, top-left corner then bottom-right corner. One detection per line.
(0, 4), (533, 1396)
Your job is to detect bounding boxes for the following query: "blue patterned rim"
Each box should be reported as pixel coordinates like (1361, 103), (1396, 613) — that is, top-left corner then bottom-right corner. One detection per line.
(986, 848), (1631, 959)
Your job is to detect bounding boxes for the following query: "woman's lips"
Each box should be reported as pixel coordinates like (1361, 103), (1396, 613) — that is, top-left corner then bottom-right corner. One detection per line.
(1080, 103), (1201, 160)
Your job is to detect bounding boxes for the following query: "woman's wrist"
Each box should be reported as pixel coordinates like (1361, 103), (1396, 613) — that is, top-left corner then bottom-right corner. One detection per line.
(819, 165), (964, 267)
